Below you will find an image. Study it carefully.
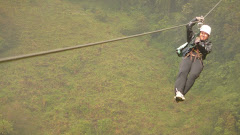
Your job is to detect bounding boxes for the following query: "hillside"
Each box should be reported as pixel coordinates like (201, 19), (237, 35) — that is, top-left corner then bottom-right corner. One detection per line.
(0, 0), (239, 135)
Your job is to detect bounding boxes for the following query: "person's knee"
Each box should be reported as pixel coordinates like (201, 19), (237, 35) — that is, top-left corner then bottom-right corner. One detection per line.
(177, 71), (188, 78)
(189, 72), (200, 80)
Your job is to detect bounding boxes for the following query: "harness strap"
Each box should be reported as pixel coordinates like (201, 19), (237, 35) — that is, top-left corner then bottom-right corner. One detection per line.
(185, 48), (203, 62)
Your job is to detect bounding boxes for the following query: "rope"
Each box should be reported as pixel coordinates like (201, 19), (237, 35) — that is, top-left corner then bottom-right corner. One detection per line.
(0, 0), (223, 63)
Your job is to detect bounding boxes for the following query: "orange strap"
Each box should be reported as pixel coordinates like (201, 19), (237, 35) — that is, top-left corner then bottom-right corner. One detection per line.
(185, 48), (202, 61)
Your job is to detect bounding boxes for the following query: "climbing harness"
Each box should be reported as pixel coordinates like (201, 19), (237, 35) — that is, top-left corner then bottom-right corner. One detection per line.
(0, 0), (224, 63)
(185, 48), (202, 61)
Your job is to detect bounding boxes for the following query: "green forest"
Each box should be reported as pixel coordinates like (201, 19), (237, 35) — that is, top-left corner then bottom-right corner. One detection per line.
(0, 0), (239, 134)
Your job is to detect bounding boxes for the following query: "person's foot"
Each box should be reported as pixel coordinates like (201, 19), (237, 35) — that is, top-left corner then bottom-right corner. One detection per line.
(174, 88), (185, 103)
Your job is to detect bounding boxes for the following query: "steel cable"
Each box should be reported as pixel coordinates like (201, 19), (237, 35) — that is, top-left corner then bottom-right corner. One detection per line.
(0, 0), (223, 63)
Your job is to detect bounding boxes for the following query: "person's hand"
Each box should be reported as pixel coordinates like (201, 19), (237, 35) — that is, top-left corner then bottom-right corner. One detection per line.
(195, 37), (201, 44)
(196, 16), (204, 22)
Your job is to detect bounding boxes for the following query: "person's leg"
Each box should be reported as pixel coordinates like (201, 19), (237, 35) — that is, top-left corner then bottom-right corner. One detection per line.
(175, 57), (192, 94)
(183, 59), (203, 95)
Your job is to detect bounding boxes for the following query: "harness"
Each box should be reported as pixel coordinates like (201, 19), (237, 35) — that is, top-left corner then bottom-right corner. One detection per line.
(185, 48), (203, 62)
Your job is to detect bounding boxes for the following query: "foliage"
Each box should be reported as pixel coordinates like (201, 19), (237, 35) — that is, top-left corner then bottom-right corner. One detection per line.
(0, 114), (13, 135)
(0, 0), (239, 134)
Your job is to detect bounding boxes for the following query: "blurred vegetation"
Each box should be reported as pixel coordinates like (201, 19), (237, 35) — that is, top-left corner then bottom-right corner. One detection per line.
(0, 0), (239, 134)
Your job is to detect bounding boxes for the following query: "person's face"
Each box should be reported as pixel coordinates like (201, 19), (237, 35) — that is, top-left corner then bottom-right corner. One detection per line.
(200, 31), (209, 41)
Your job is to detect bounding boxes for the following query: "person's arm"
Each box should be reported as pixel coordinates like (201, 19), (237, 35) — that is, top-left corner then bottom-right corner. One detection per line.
(186, 17), (204, 43)
(198, 41), (212, 54)
(196, 40), (212, 60)
(186, 18), (198, 43)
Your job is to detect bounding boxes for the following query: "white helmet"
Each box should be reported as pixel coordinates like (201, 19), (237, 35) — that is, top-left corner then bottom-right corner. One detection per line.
(200, 25), (211, 35)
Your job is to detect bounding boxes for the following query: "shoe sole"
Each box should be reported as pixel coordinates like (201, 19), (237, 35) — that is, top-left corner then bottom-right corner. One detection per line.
(175, 97), (185, 103)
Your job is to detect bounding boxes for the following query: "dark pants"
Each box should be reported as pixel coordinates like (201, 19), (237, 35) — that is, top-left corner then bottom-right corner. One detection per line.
(175, 55), (203, 95)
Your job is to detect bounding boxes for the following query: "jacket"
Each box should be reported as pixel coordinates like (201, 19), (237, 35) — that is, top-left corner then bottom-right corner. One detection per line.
(186, 18), (212, 60)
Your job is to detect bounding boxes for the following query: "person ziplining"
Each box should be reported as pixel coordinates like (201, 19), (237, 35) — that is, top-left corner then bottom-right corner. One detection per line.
(174, 16), (212, 103)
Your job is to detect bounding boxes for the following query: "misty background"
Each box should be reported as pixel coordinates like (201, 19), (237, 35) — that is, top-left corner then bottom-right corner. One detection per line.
(0, 0), (239, 134)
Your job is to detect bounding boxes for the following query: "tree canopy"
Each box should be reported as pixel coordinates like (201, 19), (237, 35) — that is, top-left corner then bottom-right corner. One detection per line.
(0, 0), (239, 134)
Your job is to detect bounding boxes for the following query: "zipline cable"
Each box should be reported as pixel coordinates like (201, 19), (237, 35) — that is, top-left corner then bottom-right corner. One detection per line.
(0, 0), (223, 63)
(0, 24), (188, 63)
(204, 0), (224, 18)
